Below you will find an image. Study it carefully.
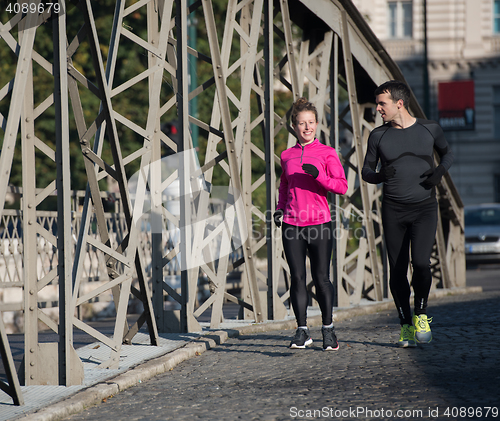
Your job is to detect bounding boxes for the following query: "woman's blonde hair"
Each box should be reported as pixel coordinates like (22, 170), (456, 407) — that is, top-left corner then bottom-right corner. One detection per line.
(291, 97), (318, 126)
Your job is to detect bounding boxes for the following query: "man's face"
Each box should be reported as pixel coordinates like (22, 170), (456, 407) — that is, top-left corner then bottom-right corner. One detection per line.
(375, 91), (400, 123)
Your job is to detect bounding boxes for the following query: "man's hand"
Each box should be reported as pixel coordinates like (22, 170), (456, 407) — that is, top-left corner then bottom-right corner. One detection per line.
(302, 163), (319, 179)
(421, 165), (445, 188)
(273, 209), (284, 227)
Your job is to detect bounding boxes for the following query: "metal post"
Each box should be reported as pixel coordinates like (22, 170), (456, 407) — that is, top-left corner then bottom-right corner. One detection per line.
(423, 0), (430, 117)
(330, 33), (340, 307)
(264, 0), (275, 319)
(340, 10), (383, 301)
(20, 55), (38, 388)
(177, 0), (199, 332)
(18, 5), (40, 387)
(202, 0), (265, 323)
(188, 1), (199, 149)
(53, 0), (74, 386)
(149, 0), (166, 333)
(0, 4), (39, 222)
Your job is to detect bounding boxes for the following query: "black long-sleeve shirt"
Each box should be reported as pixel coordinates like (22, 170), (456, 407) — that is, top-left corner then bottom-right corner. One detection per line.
(362, 118), (454, 204)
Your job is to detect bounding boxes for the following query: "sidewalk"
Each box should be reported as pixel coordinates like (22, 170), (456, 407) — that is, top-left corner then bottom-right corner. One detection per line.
(1, 286), (484, 421)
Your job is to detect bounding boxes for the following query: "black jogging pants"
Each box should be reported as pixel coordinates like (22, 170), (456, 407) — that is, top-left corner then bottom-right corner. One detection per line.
(282, 222), (334, 327)
(382, 198), (438, 326)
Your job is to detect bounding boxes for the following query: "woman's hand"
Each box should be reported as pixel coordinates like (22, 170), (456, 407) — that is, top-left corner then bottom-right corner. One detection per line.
(302, 163), (319, 179)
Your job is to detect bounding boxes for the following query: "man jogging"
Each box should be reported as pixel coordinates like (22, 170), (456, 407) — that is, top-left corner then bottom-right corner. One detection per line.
(362, 80), (454, 347)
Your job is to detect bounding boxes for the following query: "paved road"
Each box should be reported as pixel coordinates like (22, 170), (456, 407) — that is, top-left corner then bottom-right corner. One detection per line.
(466, 264), (500, 292)
(65, 291), (500, 421)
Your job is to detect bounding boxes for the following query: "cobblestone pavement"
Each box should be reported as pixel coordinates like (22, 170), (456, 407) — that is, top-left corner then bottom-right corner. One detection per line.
(65, 291), (500, 421)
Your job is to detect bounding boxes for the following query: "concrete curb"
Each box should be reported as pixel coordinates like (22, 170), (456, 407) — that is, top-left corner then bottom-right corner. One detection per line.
(26, 384), (120, 421)
(23, 286), (481, 421)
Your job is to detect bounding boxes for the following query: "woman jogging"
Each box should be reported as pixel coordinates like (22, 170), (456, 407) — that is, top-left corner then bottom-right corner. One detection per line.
(274, 97), (348, 350)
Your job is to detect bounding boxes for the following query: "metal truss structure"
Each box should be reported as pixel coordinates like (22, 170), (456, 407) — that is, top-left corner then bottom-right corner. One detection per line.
(0, 0), (464, 388)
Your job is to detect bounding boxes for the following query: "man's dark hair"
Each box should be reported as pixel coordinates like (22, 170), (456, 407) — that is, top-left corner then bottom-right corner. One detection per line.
(374, 80), (411, 109)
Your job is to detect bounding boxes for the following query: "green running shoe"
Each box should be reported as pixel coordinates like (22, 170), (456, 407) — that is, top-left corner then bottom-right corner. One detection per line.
(413, 314), (433, 343)
(398, 324), (416, 348)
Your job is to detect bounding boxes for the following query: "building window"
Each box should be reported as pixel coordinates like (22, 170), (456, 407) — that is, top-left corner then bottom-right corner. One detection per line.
(494, 87), (500, 139)
(388, 1), (413, 39)
(495, 0), (500, 34)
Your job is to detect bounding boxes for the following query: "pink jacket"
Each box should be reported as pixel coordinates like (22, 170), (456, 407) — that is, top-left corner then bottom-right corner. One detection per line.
(277, 139), (348, 226)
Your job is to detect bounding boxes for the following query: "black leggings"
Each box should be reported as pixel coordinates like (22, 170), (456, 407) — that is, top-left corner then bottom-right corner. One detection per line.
(382, 198), (438, 325)
(282, 222), (334, 326)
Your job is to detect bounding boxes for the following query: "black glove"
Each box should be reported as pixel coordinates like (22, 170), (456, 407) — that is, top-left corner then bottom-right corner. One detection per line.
(302, 163), (319, 179)
(273, 209), (284, 227)
(421, 165), (446, 188)
(380, 165), (396, 181)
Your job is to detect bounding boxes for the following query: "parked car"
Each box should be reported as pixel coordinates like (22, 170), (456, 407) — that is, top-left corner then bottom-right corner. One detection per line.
(464, 203), (500, 264)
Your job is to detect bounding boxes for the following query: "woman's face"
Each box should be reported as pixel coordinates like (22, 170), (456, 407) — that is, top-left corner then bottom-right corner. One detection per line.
(293, 111), (317, 145)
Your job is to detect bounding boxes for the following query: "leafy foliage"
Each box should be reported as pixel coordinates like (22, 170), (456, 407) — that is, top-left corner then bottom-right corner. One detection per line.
(0, 0), (293, 212)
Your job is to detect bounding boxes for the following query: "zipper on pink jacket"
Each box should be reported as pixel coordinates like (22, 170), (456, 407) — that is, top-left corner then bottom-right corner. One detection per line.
(300, 144), (305, 163)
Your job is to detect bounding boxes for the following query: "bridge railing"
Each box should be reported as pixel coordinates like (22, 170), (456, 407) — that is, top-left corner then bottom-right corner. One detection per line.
(0, 188), (242, 332)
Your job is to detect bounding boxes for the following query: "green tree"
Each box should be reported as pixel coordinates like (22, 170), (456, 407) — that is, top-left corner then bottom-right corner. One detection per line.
(0, 0), (295, 212)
